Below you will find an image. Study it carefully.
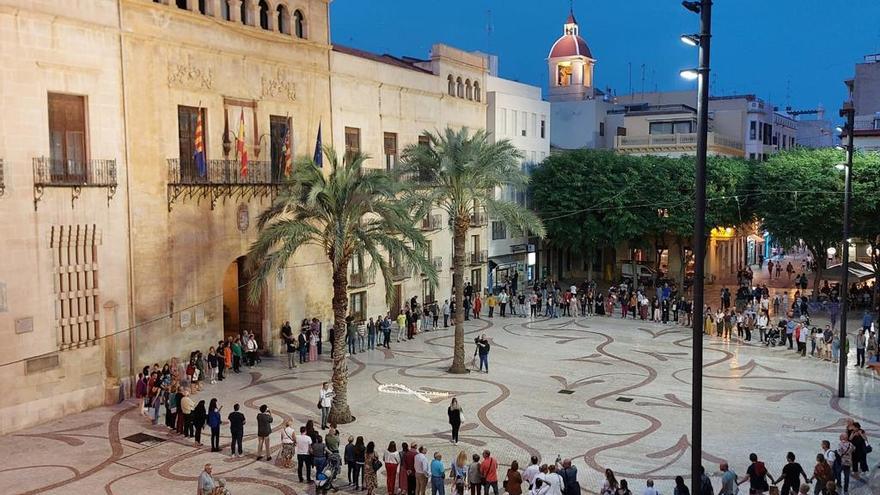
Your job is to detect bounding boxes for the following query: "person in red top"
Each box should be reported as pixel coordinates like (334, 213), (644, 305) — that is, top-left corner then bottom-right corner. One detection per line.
(480, 450), (499, 495)
(473, 294), (482, 320)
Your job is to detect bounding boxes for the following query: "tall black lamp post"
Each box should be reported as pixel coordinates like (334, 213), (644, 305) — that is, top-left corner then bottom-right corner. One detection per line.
(680, 1), (712, 492)
(837, 101), (855, 398)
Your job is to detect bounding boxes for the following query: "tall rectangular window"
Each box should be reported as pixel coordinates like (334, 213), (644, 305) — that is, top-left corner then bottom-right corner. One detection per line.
(491, 221), (507, 240)
(177, 105), (204, 181)
(521, 111), (528, 136)
(749, 121), (757, 140)
(418, 134), (430, 147)
(421, 279), (435, 305)
(344, 126), (360, 163)
(511, 111), (517, 137)
(540, 118), (546, 139)
(270, 115), (290, 181)
(599, 122), (605, 137)
(48, 93), (88, 182)
(349, 291), (366, 322)
(384, 132), (398, 171)
(499, 109), (506, 136)
(531, 113), (537, 138)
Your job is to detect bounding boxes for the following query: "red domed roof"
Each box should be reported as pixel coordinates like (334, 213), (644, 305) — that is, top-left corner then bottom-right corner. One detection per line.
(549, 34), (592, 59)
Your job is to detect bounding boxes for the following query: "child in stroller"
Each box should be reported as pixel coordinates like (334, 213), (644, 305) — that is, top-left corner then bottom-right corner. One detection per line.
(316, 452), (342, 494)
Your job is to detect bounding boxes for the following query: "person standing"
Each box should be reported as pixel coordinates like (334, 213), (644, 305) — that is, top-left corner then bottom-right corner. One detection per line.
(299, 328), (309, 364)
(319, 382), (335, 429)
(276, 419), (296, 469)
(557, 459), (579, 495)
(191, 399), (207, 446)
(473, 294), (482, 320)
(384, 441), (400, 495)
(397, 311), (408, 343)
(431, 452), (447, 495)
(404, 442), (418, 495)
(487, 294), (496, 318)
(468, 454), (483, 495)
(367, 317), (377, 350)
(480, 450), (499, 495)
(198, 464), (216, 495)
(180, 389), (195, 438)
(506, 460), (524, 495)
(718, 462), (738, 495)
(856, 329), (867, 367)
(296, 426), (314, 483)
(282, 320), (296, 369)
(443, 300), (451, 328)
(475, 335), (490, 373)
(416, 446), (430, 495)
(228, 403), (245, 457)
(810, 454), (832, 495)
(353, 436), (367, 490)
(207, 398), (222, 452)
(739, 453), (773, 495)
(774, 452), (809, 495)
(382, 314), (392, 348)
(256, 404), (273, 461)
(448, 398), (463, 444)
(347, 316), (358, 356)
(365, 441), (380, 495)
(542, 465), (564, 495)
(522, 457), (540, 490)
(309, 324), (319, 362)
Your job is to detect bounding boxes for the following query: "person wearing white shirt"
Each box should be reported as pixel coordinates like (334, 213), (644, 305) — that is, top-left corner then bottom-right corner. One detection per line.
(198, 464), (216, 495)
(295, 427), (313, 483)
(319, 382), (335, 429)
(415, 446), (430, 495)
(530, 478), (549, 495)
(542, 467), (564, 495)
(641, 479), (660, 495)
(522, 457), (541, 489)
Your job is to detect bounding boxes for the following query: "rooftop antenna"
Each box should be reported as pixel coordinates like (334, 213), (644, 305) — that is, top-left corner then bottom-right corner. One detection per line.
(640, 63), (646, 99)
(785, 78), (791, 109)
(628, 62), (633, 100)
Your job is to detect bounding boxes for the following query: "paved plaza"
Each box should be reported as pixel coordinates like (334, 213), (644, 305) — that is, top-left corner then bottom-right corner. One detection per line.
(1, 314), (878, 495)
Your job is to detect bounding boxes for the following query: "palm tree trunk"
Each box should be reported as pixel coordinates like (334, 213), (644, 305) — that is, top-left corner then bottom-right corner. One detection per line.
(329, 262), (354, 424)
(449, 213), (469, 374)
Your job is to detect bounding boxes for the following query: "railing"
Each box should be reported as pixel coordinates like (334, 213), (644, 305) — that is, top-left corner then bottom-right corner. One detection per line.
(469, 250), (488, 265)
(421, 214), (442, 231)
(0, 158), (4, 197)
(348, 272), (375, 288)
(854, 116), (880, 131)
(32, 157), (118, 210)
(431, 256), (443, 271)
(167, 158), (284, 185)
(615, 132), (743, 153)
(33, 157), (117, 187)
(470, 208), (488, 227)
(390, 264), (410, 281)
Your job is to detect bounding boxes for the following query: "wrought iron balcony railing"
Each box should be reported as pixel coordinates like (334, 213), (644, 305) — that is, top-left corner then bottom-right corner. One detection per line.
(166, 158), (286, 211)
(470, 250), (488, 265)
(431, 256), (443, 271)
(421, 214), (442, 231)
(469, 209), (488, 227)
(32, 157), (118, 210)
(390, 264), (410, 281)
(348, 271), (375, 288)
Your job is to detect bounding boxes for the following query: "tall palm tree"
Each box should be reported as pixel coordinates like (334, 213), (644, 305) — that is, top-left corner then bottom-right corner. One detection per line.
(398, 127), (545, 374)
(245, 147), (436, 424)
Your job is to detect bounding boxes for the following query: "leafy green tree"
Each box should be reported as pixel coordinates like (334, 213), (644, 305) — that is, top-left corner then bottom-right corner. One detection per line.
(750, 148), (844, 293)
(245, 148), (436, 423)
(398, 127), (545, 374)
(849, 151), (880, 303)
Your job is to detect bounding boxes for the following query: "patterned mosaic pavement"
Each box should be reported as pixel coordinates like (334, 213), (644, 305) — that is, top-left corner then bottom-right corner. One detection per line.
(1, 314), (878, 494)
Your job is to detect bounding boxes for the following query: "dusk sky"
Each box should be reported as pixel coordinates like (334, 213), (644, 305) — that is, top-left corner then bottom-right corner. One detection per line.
(331, 0), (880, 123)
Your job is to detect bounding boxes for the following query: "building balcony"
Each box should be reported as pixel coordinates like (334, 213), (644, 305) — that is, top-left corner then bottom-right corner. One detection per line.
(469, 250), (488, 266)
(390, 264), (410, 281)
(431, 256), (443, 271)
(421, 214), (442, 231)
(166, 158), (285, 211)
(469, 208), (488, 227)
(348, 271), (375, 288)
(32, 156), (118, 210)
(614, 132), (744, 157)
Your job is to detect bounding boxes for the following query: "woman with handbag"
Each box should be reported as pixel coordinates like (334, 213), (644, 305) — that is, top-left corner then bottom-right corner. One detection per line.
(365, 441), (380, 495)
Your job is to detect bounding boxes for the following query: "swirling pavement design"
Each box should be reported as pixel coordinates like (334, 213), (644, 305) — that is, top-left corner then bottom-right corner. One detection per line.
(0, 314), (877, 494)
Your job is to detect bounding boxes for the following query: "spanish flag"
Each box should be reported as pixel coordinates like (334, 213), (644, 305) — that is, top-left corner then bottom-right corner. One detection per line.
(236, 109), (248, 178)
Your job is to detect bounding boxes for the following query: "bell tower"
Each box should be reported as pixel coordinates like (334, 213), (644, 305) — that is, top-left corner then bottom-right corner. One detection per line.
(547, 8), (595, 102)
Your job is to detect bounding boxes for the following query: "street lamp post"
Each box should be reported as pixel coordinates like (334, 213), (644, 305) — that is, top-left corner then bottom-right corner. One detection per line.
(838, 102), (855, 398)
(680, 1), (712, 492)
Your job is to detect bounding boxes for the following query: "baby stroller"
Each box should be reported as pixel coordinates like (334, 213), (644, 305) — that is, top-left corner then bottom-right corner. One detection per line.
(316, 452), (342, 494)
(765, 326), (783, 347)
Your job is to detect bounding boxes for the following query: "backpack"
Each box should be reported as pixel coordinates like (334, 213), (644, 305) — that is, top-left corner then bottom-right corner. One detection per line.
(753, 461), (766, 477)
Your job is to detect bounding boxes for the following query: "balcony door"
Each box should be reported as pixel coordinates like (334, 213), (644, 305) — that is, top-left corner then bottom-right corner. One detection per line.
(48, 93), (88, 182)
(177, 105), (204, 182)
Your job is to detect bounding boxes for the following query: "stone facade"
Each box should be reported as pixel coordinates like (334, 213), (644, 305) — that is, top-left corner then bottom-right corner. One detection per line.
(0, 0), (491, 435)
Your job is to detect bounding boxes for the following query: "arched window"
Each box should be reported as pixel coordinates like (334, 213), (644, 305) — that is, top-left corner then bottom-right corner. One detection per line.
(175, 0), (186, 9)
(258, 0), (270, 30)
(240, 0), (252, 25)
(456, 77), (463, 98)
(276, 4), (290, 34)
(465, 79), (473, 100)
(198, 0), (207, 14)
(447, 75), (455, 96)
(293, 10), (306, 39)
(474, 81), (481, 102)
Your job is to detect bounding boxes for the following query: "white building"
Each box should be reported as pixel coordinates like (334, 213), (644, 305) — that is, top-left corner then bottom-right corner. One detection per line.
(485, 72), (550, 290)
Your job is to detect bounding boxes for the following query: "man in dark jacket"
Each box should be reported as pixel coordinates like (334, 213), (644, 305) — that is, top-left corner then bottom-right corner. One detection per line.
(556, 458), (580, 495)
(227, 403), (245, 457)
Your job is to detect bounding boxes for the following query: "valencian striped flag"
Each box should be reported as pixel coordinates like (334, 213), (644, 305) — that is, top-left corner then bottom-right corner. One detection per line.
(194, 109), (207, 178)
(282, 122), (292, 177)
(236, 109), (248, 178)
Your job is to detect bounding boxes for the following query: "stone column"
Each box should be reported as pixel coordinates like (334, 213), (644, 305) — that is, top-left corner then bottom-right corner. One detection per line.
(229, 0), (242, 22)
(208, 0), (221, 17)
(572, 60), (584, 86)
(265, 1), (276, 31)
